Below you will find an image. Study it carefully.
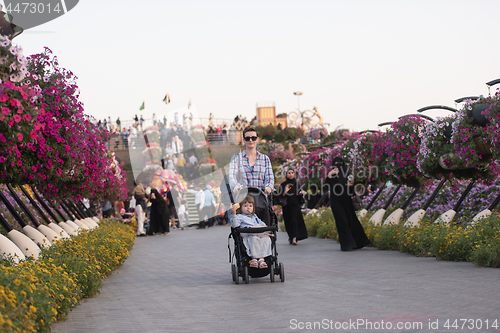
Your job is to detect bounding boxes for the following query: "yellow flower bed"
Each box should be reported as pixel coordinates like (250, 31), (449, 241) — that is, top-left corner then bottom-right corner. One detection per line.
(0, 219), (136, 333)
(303, 208), (500, 268)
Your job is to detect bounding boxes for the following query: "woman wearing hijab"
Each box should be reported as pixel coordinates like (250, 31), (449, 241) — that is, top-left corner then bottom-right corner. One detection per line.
(148, 188), (170, 235)
(325, 157), (370, 251)
(279, 168), (308, 245)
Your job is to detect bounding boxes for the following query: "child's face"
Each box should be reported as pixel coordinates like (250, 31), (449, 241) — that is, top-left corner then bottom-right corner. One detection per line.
(241, 202), (254, 215)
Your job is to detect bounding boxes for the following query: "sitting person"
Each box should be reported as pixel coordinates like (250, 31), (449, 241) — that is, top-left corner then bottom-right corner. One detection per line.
(230, 196), (273, 269)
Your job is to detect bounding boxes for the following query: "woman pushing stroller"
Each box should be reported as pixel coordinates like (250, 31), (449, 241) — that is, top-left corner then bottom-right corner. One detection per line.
(226, 125), (284, 283)
(230, 196), (273, 269)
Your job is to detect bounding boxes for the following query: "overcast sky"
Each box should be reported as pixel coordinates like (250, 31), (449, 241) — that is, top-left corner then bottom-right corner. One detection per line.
(13, 0), (500, 132)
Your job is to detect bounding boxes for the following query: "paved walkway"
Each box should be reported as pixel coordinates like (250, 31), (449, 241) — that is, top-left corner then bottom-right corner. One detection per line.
(52, 225), (500, 333)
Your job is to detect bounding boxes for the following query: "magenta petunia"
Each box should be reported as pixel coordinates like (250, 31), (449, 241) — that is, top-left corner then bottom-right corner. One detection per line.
(17, 133), (23, 141)
(10, 98), (21, 107)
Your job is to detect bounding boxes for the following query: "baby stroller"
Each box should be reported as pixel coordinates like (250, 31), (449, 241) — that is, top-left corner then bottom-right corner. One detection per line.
(228, 187), (285, 284)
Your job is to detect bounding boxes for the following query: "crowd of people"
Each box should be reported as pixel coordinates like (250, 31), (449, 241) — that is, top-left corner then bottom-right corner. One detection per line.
(92, 112), (261, 150)
(95, 122), (370, 259)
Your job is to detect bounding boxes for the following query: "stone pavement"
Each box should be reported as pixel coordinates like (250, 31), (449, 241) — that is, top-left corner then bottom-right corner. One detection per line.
(52, 225), (500, 333)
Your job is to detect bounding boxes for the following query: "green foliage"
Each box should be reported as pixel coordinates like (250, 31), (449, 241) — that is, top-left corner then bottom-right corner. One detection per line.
(256, 125), (304, 143)
(303, 208), (500, 268)
(324, 127), (350, 144)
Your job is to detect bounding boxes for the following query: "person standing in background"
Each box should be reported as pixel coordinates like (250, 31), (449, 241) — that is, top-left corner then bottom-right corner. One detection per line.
(201, 185), (216, 228)
(130, 124), (138, 149)
(160, 124), (169, 149)
(122, 127), (130, 149)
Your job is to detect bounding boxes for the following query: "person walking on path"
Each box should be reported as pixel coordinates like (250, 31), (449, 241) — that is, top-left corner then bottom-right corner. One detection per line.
(229, 125), (274, 196)
(148, 188), (170, 235)
(279, 168), (308, 245)
(228, 125), (274, 226)
(166, 186), (180, 229)
(325, 156), (370, 251)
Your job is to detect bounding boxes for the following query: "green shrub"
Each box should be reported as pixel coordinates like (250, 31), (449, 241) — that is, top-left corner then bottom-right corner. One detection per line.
(303, 207), (500, 268)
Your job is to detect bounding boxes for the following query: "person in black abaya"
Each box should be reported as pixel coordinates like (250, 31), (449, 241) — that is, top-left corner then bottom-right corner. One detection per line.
(279, 168), (308, 245)
(325, 157), (370, 251)
(148, 188), (170, 235)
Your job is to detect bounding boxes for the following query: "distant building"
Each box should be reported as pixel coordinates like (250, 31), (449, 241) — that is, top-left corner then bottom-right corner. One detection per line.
(256, 101), (287, 128)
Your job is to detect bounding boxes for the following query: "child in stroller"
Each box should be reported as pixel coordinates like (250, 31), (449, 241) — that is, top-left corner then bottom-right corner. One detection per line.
(230, 196), (273, 269)
(228, 187), (284, 284)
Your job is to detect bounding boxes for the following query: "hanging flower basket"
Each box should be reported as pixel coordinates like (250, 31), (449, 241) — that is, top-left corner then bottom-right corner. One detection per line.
(417, 114), (496, 181)
(438, 153), (464, 170)
(472, 135), (492, 156)
(450, 96), (498, 180)
(383, 115), (427, 188)
(482, 91), (500, 163)
(347, 132), (385, 185)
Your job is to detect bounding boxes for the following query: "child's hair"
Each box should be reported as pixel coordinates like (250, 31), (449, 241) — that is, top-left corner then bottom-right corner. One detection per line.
(237, 196), (255, 215)
(181, 199), (187, 205)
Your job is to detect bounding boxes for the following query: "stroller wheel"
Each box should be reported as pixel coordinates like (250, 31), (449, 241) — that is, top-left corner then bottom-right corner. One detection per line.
(279, 262), (285, 282)
(243, 266), (249, 284)
(269, 263), (275, 283)
(232, 264), (238, 284)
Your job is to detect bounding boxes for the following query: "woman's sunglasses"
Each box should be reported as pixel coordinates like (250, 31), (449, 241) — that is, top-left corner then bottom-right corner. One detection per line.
(244, 136), (258, 141)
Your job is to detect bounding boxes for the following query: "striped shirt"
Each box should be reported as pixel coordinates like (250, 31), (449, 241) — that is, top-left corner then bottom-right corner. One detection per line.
(229, 150), (274, 191)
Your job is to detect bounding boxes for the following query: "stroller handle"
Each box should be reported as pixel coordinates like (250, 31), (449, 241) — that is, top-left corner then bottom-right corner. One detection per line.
(235, 186), (274, 205)
(236, 226), (278, 233)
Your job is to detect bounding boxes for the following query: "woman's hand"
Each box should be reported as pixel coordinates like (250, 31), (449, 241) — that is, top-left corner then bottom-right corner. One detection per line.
(328, 168), (339, 178)
(299, 190), (307, 196)
(284, 184), (292, 194)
